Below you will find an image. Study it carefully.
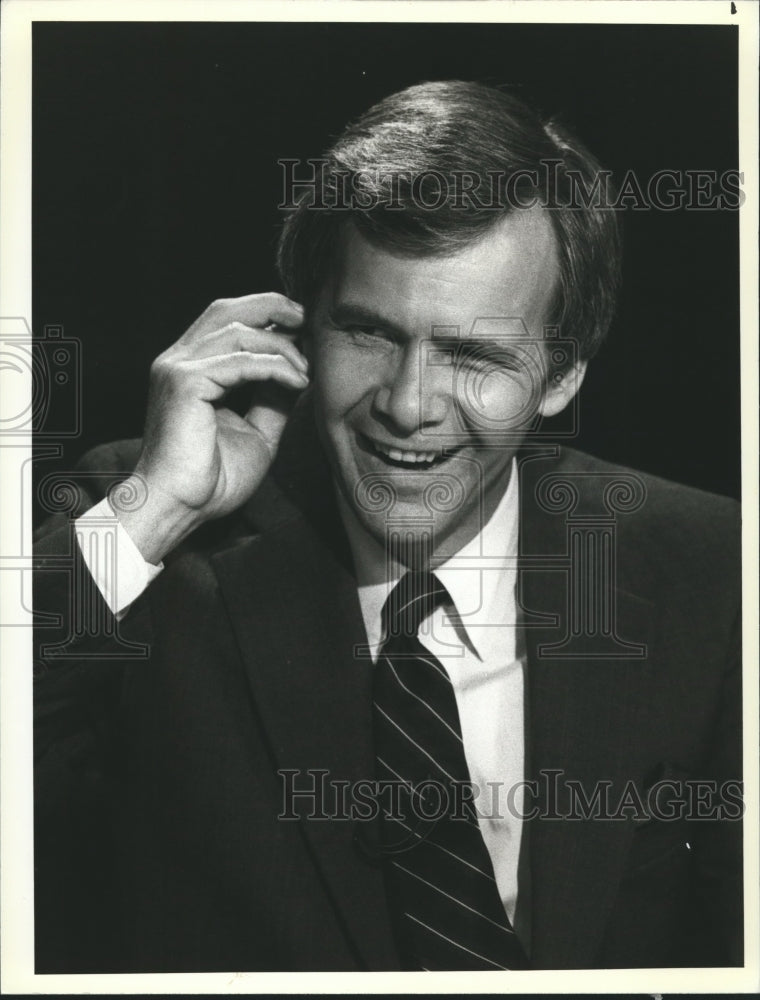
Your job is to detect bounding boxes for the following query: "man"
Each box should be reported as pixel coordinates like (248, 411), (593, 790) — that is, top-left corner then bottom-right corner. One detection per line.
(33, 81), (742, 973)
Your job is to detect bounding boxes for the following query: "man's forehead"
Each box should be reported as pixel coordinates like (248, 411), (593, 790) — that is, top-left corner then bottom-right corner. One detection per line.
(324, 209), (560, 337)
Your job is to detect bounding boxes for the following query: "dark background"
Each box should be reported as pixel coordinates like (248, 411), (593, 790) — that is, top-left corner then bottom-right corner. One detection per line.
(32, 21), (741, 521)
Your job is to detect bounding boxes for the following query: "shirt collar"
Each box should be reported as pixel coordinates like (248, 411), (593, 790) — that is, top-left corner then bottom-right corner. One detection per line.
(337, 459), (520, 660)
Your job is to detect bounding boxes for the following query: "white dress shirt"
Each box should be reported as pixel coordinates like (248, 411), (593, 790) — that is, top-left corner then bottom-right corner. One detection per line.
(76, 498), (164, 617)
(76, 459), (530, 948)
(336, 460), (529, 945)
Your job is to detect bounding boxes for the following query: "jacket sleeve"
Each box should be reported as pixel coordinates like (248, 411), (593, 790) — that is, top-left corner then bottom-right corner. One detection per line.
(33, 441), (154, 823)
(33, 443), (160, 970)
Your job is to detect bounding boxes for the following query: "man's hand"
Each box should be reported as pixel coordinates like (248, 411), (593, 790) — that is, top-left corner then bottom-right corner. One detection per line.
(117, 293), (308, 564)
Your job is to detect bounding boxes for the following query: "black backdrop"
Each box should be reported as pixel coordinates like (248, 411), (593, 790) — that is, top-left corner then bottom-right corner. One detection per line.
(32, 21), (741, 520)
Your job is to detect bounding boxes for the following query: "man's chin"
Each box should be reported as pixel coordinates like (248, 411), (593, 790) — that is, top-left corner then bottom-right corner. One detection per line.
(349, 504), (467, 568)
(363, 523), (438, 569)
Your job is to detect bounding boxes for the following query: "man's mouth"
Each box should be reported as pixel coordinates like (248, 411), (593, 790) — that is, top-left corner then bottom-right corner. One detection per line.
(361, 434), (460, 469)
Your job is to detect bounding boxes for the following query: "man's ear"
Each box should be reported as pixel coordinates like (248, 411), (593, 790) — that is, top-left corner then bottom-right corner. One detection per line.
(538, 359), (588, 418)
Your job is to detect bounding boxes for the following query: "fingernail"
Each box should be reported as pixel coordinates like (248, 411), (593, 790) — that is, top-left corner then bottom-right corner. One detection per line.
(295, 354), (309, 373)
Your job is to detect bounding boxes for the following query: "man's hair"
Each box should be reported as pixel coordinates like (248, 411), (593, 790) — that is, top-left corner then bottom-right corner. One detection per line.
(277, 80), (621, 360)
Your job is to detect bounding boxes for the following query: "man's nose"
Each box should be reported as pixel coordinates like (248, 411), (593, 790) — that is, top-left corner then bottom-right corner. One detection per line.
(372, 342), (448, 436)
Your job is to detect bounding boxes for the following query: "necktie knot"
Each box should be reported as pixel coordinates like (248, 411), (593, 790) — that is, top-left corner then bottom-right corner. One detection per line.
(382, 571), (447, 640)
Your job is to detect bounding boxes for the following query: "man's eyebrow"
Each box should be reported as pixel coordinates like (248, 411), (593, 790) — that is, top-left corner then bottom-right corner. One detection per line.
(431, 337), (526, 355)
(328, 302), (401, 333)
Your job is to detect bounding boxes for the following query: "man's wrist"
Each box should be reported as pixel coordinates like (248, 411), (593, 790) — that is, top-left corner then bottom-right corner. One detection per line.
(114, 475), (203, 564)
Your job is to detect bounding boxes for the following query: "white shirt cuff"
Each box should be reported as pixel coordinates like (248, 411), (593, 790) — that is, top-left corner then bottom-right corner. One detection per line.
(75, 496), (164, 618)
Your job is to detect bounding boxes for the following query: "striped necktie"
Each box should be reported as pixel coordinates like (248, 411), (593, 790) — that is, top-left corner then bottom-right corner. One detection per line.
(372, 570), (529, 971)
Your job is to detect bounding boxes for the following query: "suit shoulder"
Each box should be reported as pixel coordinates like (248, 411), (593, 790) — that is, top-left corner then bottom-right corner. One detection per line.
(556, 446), (739, 521)
(34, 438), (144, 537)
(76, 438), (143, 477)
(57, 438), (145, 515)
(551, 447), (740, 572)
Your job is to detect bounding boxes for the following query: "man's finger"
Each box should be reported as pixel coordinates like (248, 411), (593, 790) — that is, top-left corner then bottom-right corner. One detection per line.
(182, 323), (309, 372)
(183, 292), (304, 343)
(178, 351), (309, 401)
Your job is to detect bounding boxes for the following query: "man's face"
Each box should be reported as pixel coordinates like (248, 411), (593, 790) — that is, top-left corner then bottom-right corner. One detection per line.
(309, 207), (580, 563)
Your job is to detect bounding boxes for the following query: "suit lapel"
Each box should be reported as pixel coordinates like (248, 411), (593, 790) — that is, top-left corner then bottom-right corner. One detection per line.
(211, 410), (399, 970)
(517, 449), (656, 969)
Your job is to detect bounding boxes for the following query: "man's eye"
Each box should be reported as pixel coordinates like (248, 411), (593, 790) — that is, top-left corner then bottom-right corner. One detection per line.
(346, 325), (385, 342)
(458, 351), (523, 374)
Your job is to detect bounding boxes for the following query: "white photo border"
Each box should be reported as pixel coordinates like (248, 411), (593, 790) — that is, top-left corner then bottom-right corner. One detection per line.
(1, 1), (757, 994)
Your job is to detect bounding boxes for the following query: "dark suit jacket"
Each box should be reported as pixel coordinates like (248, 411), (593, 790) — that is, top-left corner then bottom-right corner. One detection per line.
(33, 405), (742, 973)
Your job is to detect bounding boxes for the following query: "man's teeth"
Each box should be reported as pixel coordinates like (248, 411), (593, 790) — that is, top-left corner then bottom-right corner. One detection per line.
(374, 442), (440, 464)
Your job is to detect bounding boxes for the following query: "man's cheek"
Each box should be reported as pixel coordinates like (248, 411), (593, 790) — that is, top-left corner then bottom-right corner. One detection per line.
(317, 361), (374, 420)
(454, 369), (538, 433)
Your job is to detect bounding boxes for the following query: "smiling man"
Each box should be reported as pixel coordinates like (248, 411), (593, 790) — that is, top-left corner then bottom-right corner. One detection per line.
(33, 81), (742, 973)
(309, 209), (575, 564)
